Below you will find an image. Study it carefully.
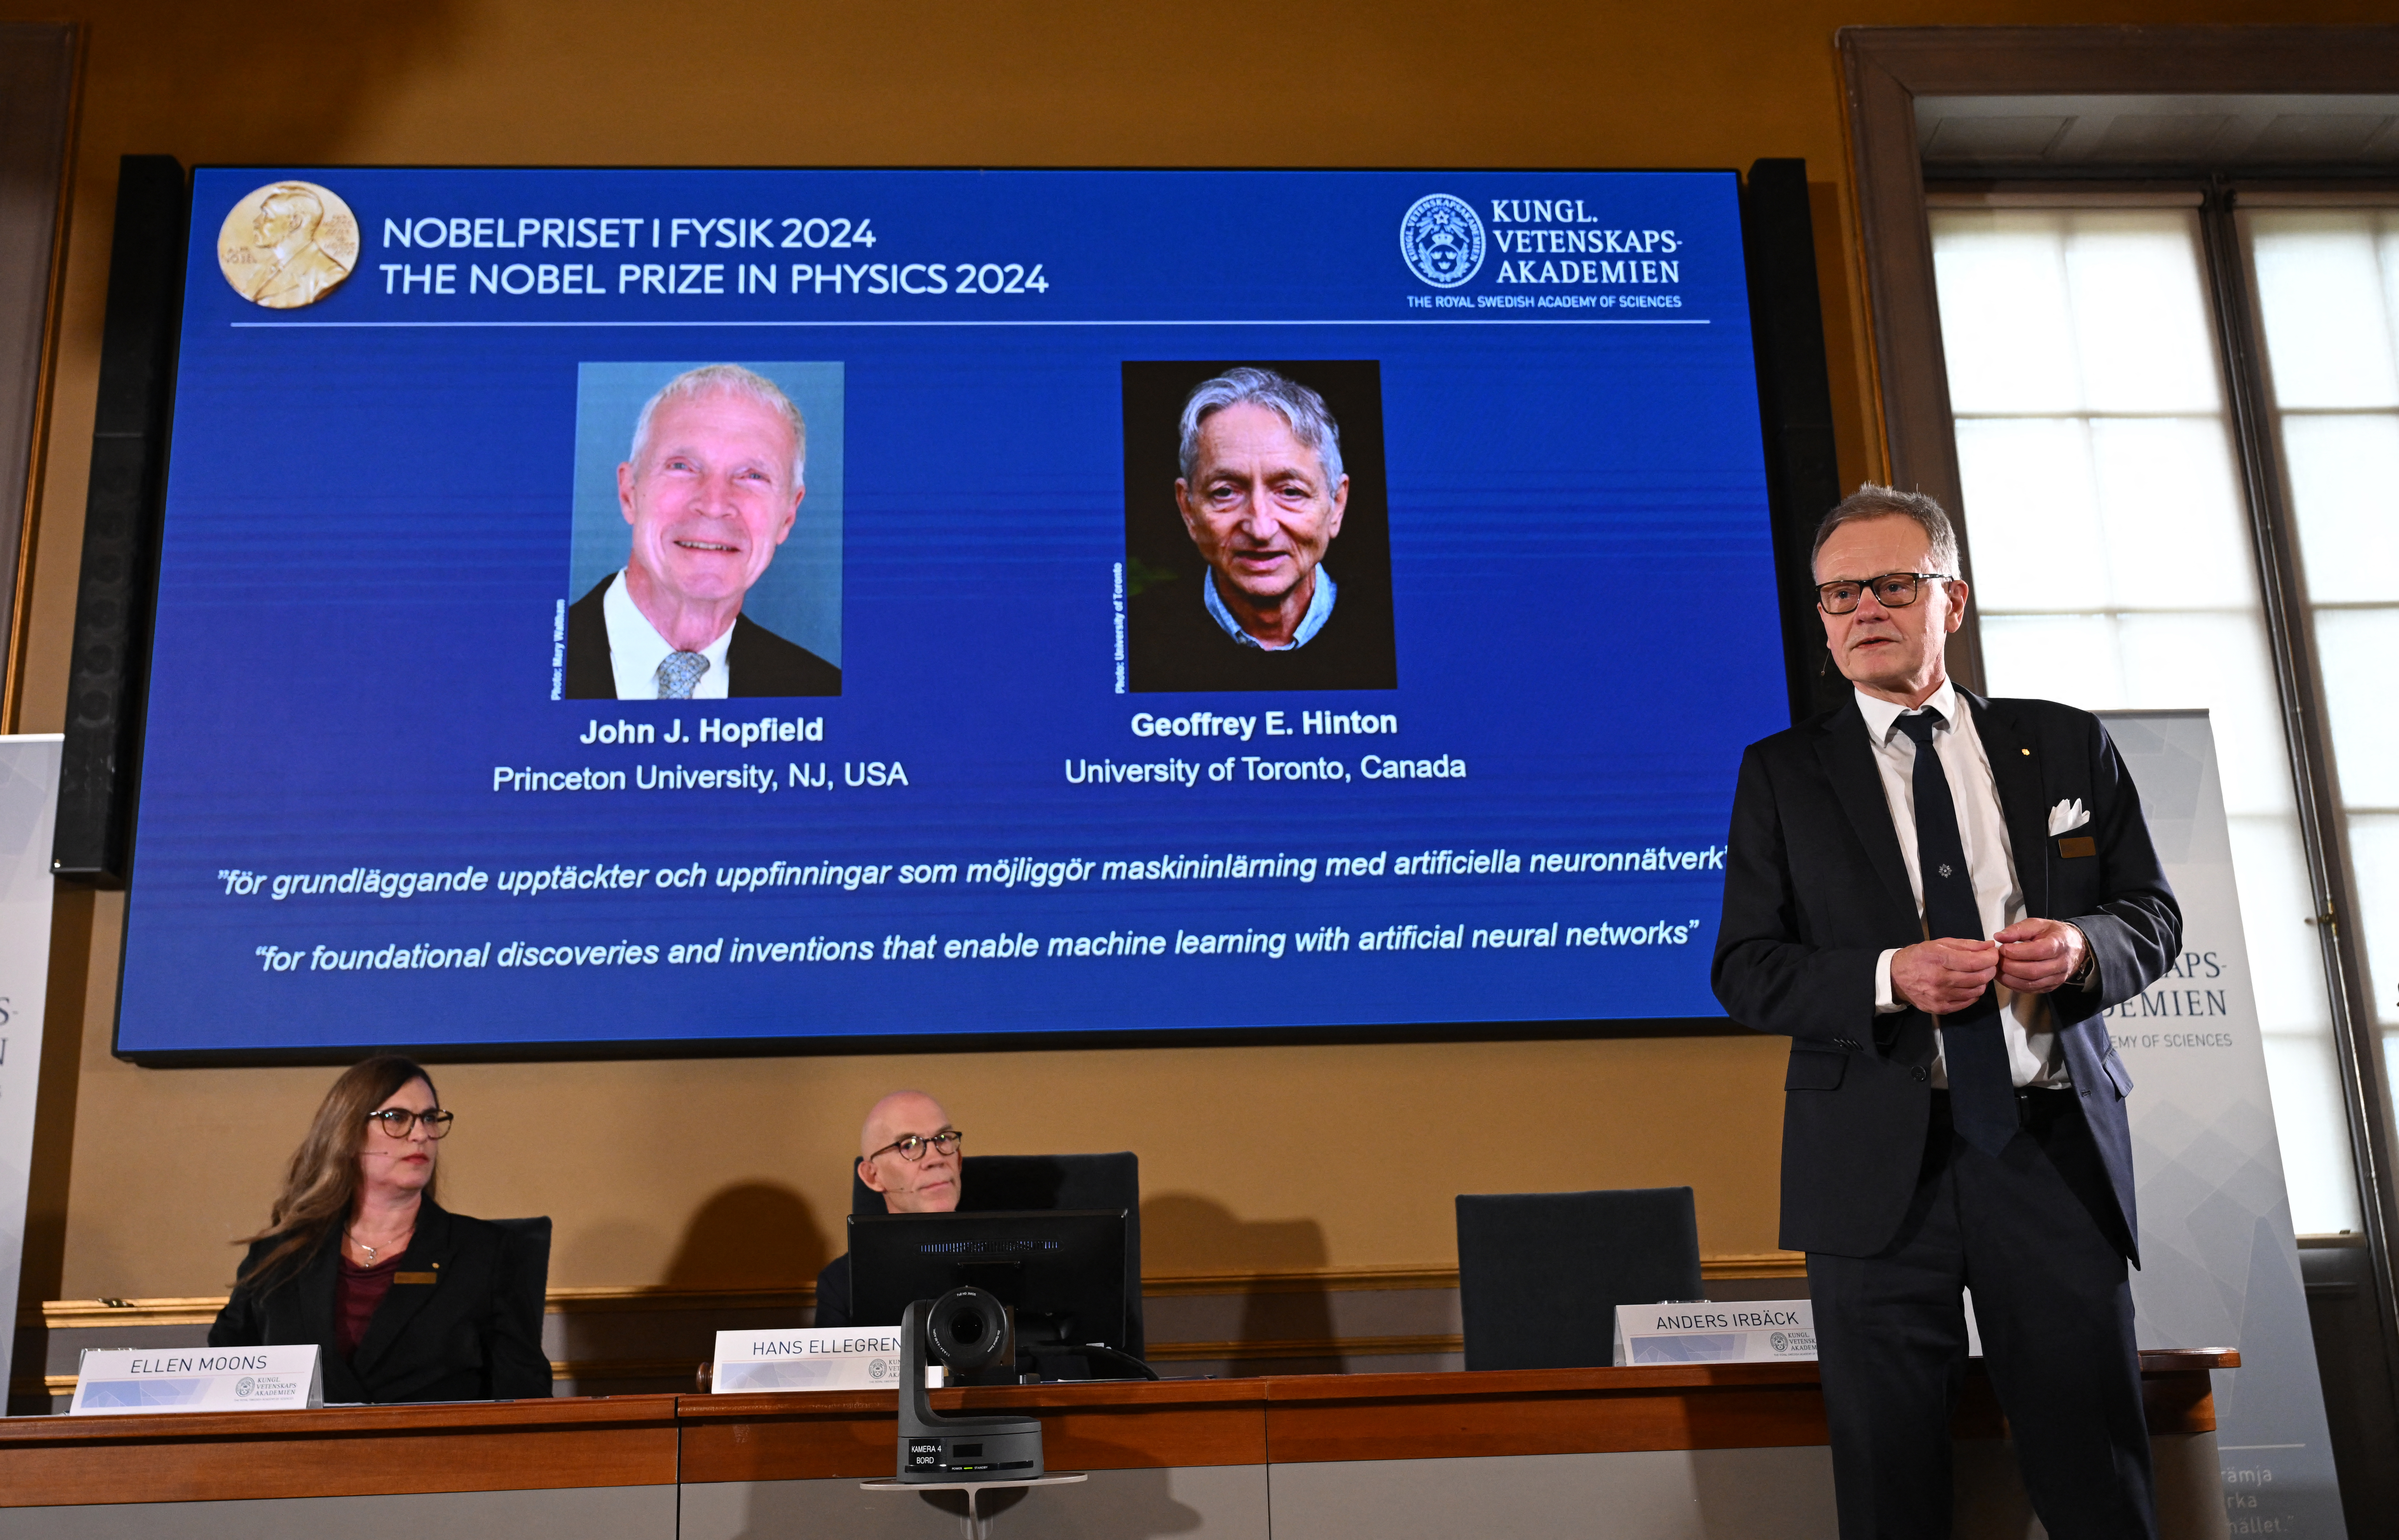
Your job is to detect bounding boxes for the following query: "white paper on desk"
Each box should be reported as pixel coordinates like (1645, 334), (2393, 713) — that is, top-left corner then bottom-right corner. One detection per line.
(1613, 1302), (1816, 1365)
(713, 1327), (942, 1392)
(70, 1344), (322, 1414)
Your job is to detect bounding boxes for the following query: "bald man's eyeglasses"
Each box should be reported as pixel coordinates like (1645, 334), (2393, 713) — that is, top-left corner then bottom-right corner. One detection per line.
(867, 1129), (963, 1163)
(1817, 572), (1952, 615)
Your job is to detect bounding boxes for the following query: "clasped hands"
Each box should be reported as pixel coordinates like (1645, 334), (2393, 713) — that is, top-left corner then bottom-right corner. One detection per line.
(1891, 919), (2086, 1015)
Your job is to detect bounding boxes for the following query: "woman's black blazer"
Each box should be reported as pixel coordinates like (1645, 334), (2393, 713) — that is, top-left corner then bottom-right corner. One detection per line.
(208, 1200), (552, 1403)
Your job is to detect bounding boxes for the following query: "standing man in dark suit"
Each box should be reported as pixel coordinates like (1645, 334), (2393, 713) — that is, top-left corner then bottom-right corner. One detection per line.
(1712, 486), (2180, 1538)
(564, 363), (840, 698)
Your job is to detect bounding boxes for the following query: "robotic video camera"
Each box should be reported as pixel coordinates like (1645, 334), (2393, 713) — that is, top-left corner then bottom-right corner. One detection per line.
(896, 1288), (1043, 1483)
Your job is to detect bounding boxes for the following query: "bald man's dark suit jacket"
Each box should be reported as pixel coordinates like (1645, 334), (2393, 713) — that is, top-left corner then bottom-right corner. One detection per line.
(1711, 691), (2179, 1261)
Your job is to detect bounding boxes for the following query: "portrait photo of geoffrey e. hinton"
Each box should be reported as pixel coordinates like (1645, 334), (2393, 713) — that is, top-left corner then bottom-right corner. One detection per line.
(1121, 361), (1398, 693)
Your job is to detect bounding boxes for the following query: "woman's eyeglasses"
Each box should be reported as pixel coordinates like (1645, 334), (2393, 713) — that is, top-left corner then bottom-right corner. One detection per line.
(365, 1108), (454, 1139)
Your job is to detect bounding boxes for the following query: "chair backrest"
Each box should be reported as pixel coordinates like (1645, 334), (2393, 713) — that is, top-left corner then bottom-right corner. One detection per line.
(849, 1152), (1144, 1356)
(487, 1215), (554, 1356)
(1454, 1188), (1703, 1371)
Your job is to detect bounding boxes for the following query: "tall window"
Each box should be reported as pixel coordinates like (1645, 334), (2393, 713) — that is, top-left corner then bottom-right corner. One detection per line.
(2246, 206), (2399, 1130)
(1929, 201), (2363, 1234)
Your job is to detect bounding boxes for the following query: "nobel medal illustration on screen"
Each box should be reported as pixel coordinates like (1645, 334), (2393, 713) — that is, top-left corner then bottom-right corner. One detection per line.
(1122, 361), (1397, 693)
(216, 181), (358, 309)
(564, 361), (844, 699)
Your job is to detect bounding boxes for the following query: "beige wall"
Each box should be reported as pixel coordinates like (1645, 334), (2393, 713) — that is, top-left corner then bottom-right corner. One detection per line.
(4, 0), (2376, 1301)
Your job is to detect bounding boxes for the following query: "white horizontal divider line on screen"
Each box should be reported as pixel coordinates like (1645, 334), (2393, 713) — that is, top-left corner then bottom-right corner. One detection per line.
(226, 317), (1713, 329)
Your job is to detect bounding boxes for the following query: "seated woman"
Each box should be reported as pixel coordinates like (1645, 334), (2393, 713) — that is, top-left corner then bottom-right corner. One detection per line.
(208, 1054), (551, 1403)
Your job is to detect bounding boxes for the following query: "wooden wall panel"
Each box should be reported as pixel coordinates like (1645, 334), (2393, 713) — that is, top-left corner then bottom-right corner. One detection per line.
(21, 2), (2386, 1334)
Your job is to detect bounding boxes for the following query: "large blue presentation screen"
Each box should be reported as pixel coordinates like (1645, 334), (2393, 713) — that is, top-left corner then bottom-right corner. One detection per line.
(117, 166), (1792, 1058)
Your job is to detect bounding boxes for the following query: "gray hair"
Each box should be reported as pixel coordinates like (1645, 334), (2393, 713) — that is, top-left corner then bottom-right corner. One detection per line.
(1811, 483), (1960, 577)
(628, 364), (807, 491)
(1178, 367), (1344, 489)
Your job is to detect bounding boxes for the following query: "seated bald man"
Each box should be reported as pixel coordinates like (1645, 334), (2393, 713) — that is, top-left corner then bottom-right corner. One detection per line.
(813, 1091), (962, 1329)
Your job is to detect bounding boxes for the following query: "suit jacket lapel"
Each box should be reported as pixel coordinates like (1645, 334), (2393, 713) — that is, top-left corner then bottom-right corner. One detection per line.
(353, 1201), (452, 1376)
(563, 573), (617, 698)
(725, 615), (761, 695)
(1814, 698), (1919, 930)
(1968, 693), (2052, 920)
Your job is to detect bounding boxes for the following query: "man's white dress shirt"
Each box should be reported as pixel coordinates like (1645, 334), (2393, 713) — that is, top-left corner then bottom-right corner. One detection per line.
(604, 569), (734, 699)
(1857, 681), (2068, 1090)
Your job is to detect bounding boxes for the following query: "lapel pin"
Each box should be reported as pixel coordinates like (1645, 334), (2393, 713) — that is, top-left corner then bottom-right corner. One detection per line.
(2021, 748), (2031, 756)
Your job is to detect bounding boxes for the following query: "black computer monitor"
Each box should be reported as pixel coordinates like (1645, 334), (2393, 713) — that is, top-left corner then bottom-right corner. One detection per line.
(846, 1209), (1131, 1369)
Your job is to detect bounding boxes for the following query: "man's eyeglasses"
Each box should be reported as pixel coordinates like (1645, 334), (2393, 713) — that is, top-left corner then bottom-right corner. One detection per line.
(366, 1108), (455, 1139)
(1816, 571), (1953, 615)
(867, 1129), (963, 1163)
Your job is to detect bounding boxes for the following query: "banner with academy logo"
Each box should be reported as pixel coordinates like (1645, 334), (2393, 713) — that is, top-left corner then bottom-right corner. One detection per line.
(0, 735), (60, 1410)
(2100, 709), (2339, 1536)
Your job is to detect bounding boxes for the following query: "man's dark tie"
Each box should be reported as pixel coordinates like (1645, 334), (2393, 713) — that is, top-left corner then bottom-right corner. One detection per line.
(1893, 709), (2018, 1155)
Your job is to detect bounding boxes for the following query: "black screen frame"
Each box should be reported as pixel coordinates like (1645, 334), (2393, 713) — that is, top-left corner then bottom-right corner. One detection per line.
(90, 160), (1837, 1067)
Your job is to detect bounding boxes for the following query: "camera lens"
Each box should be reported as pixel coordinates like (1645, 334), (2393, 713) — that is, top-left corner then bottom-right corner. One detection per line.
(928, 1287), (1010, 1372)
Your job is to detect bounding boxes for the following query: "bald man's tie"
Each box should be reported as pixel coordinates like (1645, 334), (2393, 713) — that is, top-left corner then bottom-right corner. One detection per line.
(1892, 709), (2018, 1156)
(655, 651), (708, 699)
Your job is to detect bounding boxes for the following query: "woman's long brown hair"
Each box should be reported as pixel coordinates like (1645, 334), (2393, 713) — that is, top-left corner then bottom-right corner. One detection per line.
(235, 1055), (440, 1292)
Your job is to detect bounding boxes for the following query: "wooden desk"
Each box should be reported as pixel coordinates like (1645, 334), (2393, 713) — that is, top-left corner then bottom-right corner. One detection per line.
(0, 1352), (2237, 1540)
(0, 1395), (681, 1539)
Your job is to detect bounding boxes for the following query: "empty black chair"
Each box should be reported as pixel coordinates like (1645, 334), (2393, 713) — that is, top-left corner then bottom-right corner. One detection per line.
(850, 1152), (1145, 1357)
(1456, 1187), (1703, 1370)
(488, 1215), (555, 1393)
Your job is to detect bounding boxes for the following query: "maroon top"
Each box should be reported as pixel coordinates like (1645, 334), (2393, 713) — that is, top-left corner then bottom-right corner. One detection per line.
(334, 1252), (404, 1358)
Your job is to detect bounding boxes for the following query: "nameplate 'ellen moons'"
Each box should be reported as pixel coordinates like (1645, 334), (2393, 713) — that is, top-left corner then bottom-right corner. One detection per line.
(2059, 836), (2098, 859)
(70, 1344), (323, 1415)
(1613, 1301), (1817, 1365)
(712, 1327), (942, 1393)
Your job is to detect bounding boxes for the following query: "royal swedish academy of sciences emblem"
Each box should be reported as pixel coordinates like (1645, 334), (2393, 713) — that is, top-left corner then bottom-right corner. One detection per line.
(1398, 194), (1486, 289)
(218, 181), (359, 310)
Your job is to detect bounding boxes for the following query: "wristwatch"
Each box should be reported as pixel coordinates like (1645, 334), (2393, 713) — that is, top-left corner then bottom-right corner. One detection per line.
(2064, 924), (2096, 988)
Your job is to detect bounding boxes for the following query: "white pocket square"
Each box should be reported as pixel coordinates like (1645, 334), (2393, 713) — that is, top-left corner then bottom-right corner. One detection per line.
(2048, 798), (2089, 835)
